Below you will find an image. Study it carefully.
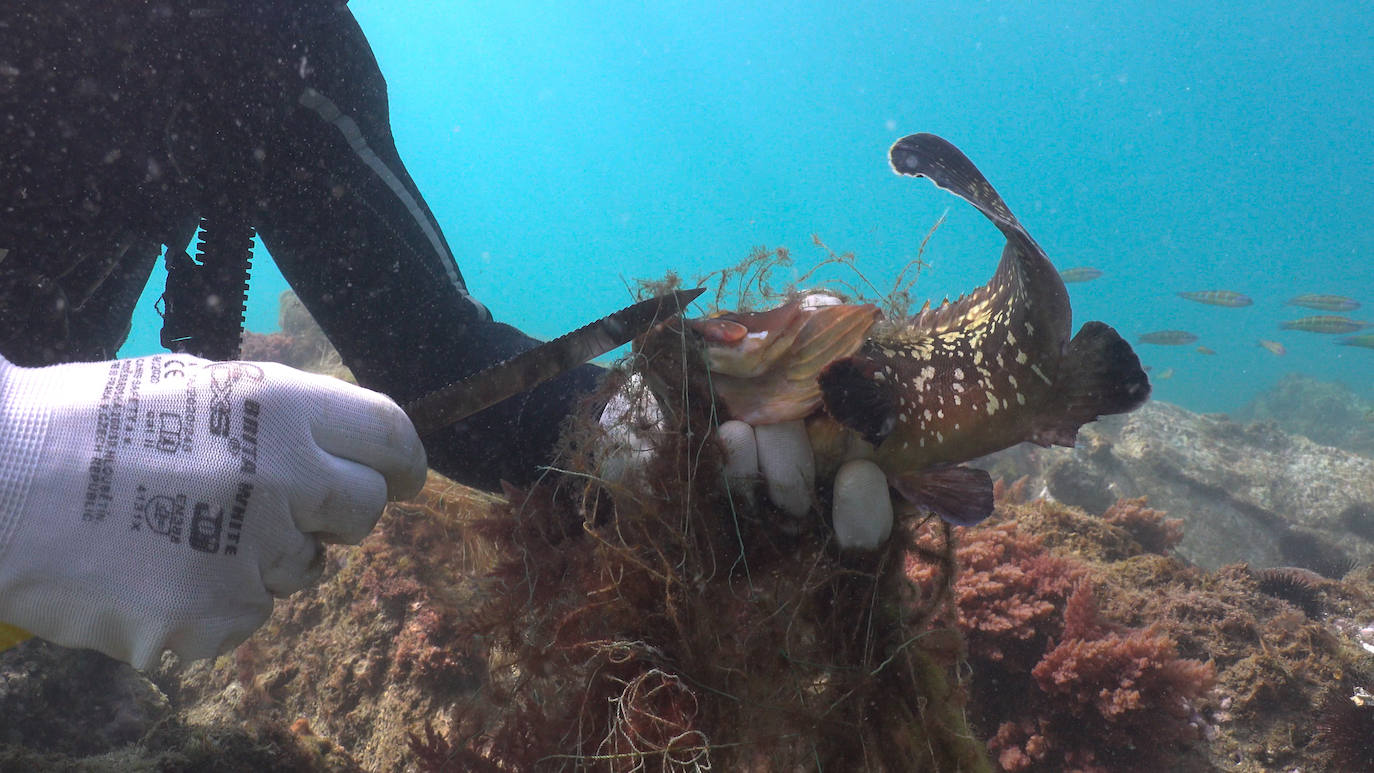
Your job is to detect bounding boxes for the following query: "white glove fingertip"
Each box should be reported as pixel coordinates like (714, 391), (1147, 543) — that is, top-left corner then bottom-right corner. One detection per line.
(754, 420), (815, 519)
(165, 602), (273, 668)
(832, 459), (893, 550)
(299, 457), (387, 545)
(718, 420), (758, 476)
(718, 420), (759, 505)
(387, 406), (428, 501)
(311, 383), (428, 502)
(261, 534), (325, 596)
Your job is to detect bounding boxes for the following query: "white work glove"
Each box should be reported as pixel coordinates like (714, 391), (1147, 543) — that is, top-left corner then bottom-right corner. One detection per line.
(0, 352), (426, 669)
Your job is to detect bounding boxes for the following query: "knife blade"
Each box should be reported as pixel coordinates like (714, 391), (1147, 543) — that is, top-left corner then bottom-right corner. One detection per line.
(404, 287), (706, 436)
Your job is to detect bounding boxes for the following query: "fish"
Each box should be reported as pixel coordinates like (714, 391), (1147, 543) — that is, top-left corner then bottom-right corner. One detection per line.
(810, 133), (1150, 525)
(690, 296), (880, 424)
(1258, 339), (1287, 356)
(1279, 315), (1371, 334)
(1059, 267), (1103, 283)
(1138, 330), (1199, 346)
(1177, 290), (1253, 307)
(1337, 334), (1374, 349)
(1287, 294), (1361, 312)
(1196, 346), (1217, 355)
(1156, 367), (1175, 380)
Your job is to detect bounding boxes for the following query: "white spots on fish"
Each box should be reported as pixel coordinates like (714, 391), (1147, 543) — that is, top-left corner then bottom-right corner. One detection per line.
(1016, 392), (1026, 405)
(1008, 374), (1018, 388)
(937, 408), (944, 419)
(921, 365), (936, 380)
(1025, 321), (1035, 336)
(1030, 363), (1053, 386)
(953, 367), (965, 380)
(936, 431), (945, 443)
(745, 331), (770, 341)
(952, 382), (965, 393)
(923, 409), (933, 420)
(985, 398), (998, 416)
(1015, 351), (1028, 365)
(1006, 330), (1017, 346)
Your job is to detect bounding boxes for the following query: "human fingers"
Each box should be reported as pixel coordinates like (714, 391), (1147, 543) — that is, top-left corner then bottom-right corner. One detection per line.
(753, 419), (816, 519)
(293, 454), (389, 544)
(831, 459), (893, 550)
(307, 376), (427, 501)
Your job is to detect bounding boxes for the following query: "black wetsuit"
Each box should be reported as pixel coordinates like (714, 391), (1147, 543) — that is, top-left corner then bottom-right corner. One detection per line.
(0, 1), (602, 490)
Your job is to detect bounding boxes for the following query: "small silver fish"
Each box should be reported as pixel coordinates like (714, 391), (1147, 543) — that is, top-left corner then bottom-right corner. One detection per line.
(1280, 315), (1371, 334)
(1287, 294), (1360, 312)
(1138, 330), (1199, 346)
(1059, 267), (1103, 283)
(1177, 290), (1252, 307)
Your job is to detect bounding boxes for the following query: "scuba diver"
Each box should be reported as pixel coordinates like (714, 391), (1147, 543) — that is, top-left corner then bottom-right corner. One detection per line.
(0, 2), (817, 669)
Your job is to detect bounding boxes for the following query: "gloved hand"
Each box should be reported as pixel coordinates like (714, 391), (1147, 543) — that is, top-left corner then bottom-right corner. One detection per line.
(717, 419), (893, 550)
(0, 352), (426, 669)
(600, 380), (893, 551)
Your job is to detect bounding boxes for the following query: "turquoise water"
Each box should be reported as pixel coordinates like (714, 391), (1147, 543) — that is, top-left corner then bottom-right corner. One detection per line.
(119, 0), (1374, 415)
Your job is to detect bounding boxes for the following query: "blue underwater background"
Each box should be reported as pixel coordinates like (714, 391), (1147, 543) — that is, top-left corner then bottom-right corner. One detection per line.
(119, 0), (1374, 416)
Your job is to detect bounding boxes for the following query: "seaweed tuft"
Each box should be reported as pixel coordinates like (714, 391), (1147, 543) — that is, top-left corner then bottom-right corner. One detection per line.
(431, 310), (990, 771)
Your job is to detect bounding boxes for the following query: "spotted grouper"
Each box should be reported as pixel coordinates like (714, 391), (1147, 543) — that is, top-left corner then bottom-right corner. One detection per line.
(694, 133), (1150, 529)
(814, 133), (1150, 524)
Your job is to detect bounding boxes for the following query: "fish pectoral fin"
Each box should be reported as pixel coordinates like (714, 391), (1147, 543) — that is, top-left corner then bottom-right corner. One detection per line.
(1032, 320), (1151, 448)
(891, 465), (995, 526)
(784, 304), (881, 381)
(817, 355), (898, 446)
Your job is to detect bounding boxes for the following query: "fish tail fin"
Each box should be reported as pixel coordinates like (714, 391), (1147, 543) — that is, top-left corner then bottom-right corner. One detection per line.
(818, 355), (897, 447)
(1032, 321), (1151, 447)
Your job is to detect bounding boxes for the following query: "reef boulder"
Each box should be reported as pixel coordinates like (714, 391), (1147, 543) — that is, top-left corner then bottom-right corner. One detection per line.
(980, 399), (1374, 573)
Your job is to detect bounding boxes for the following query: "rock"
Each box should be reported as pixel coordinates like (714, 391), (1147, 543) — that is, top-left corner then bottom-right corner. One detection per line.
(1232, 372), (1374, 459)
(0, 643), (169, 756)
(978, 400), (1374, 571)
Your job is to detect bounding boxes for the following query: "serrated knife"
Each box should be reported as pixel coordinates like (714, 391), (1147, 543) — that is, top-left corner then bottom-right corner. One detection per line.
(403, 287), (705, 436)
